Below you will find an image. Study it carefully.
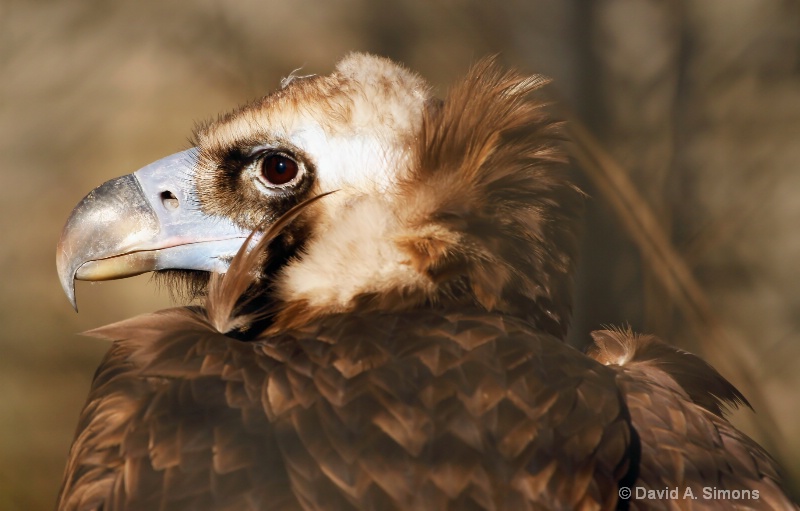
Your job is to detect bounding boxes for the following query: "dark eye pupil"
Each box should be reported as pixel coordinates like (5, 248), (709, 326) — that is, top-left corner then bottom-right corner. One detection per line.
(262, 154), (299, 185)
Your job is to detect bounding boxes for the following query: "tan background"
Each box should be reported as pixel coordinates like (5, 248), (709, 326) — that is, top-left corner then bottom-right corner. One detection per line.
(1, 0), (798, 508)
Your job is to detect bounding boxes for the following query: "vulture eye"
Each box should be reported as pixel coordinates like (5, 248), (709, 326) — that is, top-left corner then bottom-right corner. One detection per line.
(261, 154), (299, 186)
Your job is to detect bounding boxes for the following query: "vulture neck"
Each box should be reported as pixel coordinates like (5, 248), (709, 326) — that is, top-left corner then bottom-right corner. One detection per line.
(263, 59), (583, 339)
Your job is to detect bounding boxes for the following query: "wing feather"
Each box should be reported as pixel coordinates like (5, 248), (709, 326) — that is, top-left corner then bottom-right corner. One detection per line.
(589, 329), (797, 510)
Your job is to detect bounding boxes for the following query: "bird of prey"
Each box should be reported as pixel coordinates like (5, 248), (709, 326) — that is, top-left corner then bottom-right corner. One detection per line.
(56, 53), (795, 510)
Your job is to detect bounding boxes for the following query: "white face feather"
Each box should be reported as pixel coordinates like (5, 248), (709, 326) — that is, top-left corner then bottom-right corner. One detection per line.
(287, 122), (405, 194)
(276, 194), (432, 312)
(268, 56), (432, 312)
(274, 115), (427, 312)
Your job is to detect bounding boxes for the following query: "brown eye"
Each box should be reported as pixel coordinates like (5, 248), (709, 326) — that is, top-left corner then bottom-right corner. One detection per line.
(261, 154), (299, 185)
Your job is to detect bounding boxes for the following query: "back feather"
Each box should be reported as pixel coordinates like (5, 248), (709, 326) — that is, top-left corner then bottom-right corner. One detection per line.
(588, 328), (749, 417)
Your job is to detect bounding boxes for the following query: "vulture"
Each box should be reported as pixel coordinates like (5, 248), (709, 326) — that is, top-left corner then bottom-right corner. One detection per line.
(56, 53), (796, 511)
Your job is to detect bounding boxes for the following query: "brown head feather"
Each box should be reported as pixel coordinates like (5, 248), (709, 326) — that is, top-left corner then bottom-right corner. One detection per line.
(394, 57), (583, 337)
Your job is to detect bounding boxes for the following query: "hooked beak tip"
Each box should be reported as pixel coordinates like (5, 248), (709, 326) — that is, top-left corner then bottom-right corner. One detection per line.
(56, 245), (79, 311)
(68, 292), (78, 312)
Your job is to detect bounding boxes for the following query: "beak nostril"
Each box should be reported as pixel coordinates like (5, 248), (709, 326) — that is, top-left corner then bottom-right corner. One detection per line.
(160, 190), (179, 210)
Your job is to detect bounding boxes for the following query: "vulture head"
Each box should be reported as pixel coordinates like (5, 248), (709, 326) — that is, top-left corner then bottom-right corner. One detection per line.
(58, 53), (582, 337)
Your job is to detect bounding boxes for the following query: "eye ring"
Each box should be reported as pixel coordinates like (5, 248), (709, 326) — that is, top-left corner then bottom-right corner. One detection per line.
(260, 153), (300, 186)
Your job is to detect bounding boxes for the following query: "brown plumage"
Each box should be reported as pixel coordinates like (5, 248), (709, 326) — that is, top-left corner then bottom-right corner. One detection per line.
(55, 54), (796, 510)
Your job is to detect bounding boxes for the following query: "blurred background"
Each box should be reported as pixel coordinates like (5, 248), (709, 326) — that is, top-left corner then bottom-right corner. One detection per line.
(2, 0), (799, 508)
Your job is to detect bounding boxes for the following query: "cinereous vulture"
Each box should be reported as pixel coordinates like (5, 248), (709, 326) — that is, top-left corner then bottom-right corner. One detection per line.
(56, 53), (796, 510)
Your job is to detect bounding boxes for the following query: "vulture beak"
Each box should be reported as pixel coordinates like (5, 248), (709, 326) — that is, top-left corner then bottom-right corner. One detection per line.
(57, 148), (254, 310)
